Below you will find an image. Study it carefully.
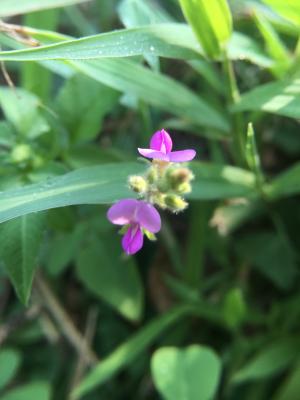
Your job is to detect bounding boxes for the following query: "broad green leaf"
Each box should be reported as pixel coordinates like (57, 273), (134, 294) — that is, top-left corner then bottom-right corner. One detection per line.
(151, 345), (221, 400)
(232, 78), (300, 119)
(76, 234), (143, 321)
(0, 349), (22, 390)
(232, 337), (300, 383)
(0, 213), (45, 304)
(56, 74), (119, 143)
(0, 88), (49, 139)
(188, 162), (256, 200)
(0, 0), (91, 17)
(179, 0), (232, 58)
(1, 382), (51, 400)
(0, 163), (145, 224)
(73, 305), (192, 399)
(265, 162), (300, 199)
(262, 0), (300, 27)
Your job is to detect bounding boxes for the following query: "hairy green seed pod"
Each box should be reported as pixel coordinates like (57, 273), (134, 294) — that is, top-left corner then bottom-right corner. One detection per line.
(147, 167), (159, 184)
(176, 182), (192, 194)
(164, 194), (188, 212)
(167, 167), (194, 189)
(152, 192), (167, 209)
(128, 175), (148, 193)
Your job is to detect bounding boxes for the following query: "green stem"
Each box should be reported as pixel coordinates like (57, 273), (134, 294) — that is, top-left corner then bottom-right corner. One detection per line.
(184, 202), (210, 289)
(223, 54), (245, 167)
(160, 218), (184, 274)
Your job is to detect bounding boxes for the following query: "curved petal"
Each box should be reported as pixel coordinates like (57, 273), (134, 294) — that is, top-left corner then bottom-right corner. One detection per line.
(138, 148), (169, 161)
(107, 199), (138, 225)
(168, 149), (196, 162)
(150, 129), (172, 153)
(137, 202), (161, 233)
(122, 225), (144, 254)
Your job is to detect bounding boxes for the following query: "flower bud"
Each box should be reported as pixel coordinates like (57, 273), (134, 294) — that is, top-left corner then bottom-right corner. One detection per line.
(157, 178), (170, 193)
(168, 168), (194, 186)
(146, 167), (159, 184)
(176, 182), (192, 194)
(152, 192), (167, 209)
(128, 175), (148, 194)
(164, 194), (188, 212)
(10, 144), (32, 164)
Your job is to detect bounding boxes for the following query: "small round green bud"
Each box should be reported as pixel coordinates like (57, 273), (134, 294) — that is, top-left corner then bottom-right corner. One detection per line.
(152, 193), (167, 209)
(168, 167), (194, 187)
(164, 194), (188, 212)
(128, 175), (148, 193)
(157, 178), (170, 193)
(10, 144), (32, 164)
(32, 155), (44, 169)
(176, 182), (192, 194)
(147, 167), (158, 184)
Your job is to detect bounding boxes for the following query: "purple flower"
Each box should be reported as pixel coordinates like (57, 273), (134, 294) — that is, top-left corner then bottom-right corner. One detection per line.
(107, 198), (161, 255)
(138, 129), (196, 162)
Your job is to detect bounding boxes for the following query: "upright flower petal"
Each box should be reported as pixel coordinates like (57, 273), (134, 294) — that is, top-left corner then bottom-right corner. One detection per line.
(150, 129), (173, 153)
(168, 149), (196, 162)
(107, 198), (139, 225)
(122, 224), (144, 254)
(136, 202), (161, 233)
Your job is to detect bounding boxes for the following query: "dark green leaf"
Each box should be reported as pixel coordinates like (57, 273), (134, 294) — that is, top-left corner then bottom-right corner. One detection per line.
(0, 213), (45, 304)
(237, 231), (298, 289)
(76, 234), (143, 321)
(0, 88), (49, 139)
(0, 349), (21, 390)
(266, 162), (300, 199)
(56, 74), (119, 143)
(1, 382), (51, 400)
(233, 337), (300, 383)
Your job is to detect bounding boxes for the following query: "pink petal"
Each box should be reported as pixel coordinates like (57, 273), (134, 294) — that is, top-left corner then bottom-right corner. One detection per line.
(150, 129), (172, 153)
(122, 225), (144, 254)
(107, 199), (139, 225)
(168, 149), (196, 162)
(136, 202), (161, 233)
(138, 148), (170, 161)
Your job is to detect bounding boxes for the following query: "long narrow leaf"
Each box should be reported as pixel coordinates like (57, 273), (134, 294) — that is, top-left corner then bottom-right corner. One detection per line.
(0, 162), (256, 225)
(0, 24), (202, 61)
(0, 0), (91, 17)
